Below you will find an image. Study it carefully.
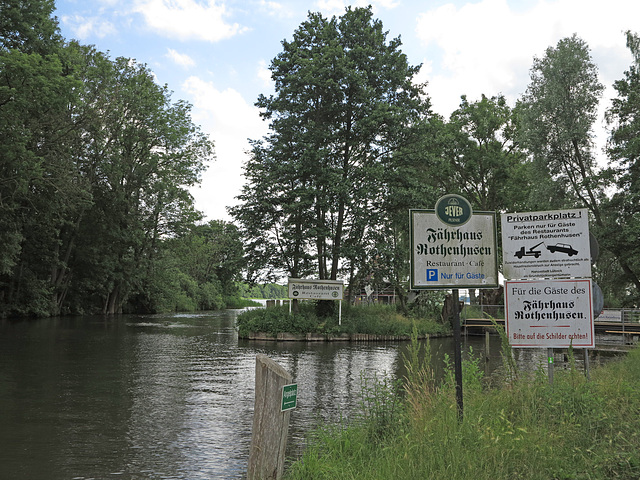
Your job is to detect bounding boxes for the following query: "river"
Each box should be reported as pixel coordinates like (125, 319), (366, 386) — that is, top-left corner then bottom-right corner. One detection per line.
(0, 308), (622, 479)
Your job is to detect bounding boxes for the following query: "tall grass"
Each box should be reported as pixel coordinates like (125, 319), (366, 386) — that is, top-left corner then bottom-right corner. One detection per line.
(285, 340), (640, 480)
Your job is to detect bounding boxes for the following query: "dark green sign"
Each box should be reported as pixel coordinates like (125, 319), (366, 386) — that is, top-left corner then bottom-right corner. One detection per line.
(435, 194), (473, 227)
(281, 384), (297, 412)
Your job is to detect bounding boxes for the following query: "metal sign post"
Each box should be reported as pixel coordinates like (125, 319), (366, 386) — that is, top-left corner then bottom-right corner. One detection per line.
(452, 288), (464, 419)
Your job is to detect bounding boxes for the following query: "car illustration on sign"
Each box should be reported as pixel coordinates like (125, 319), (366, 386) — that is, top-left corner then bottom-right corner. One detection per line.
(546, 243), (578, 256)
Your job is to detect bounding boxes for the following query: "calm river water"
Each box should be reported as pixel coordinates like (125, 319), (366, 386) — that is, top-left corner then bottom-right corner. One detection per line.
(0, 309), (621, 479)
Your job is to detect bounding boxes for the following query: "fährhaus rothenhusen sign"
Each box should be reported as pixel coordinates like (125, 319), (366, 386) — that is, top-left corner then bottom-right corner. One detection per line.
(410, 209), (498, 289)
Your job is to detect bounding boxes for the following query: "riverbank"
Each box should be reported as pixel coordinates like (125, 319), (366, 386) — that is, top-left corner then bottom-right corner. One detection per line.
(283, 335), (640, 479)
(236, 303), (451, 340)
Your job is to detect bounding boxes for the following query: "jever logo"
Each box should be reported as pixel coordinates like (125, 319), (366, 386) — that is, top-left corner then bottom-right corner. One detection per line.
(435, 194), (473, 227)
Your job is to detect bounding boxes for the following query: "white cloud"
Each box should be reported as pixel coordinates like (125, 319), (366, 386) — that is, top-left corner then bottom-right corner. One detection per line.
(62, 14), (116, 39)
(133, 0), (248, 42)
(257, 59), (272, 88)
(258, 0), (292, 17)
(166, 48), (196, 67)
(414, 0), (640, 168)
(182, 76), (269, 220)
(315, 0), (399, 15)
(414, 0), (638, 118)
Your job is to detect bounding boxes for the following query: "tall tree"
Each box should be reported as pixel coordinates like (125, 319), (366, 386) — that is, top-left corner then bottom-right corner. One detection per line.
(0, 2), (214, 317)
(232, 6), (431, 289)
(0, 0), (85, 315)
(518, 35), (606, 217)
(72, 56), (212, 314)
(518, 34), (640, 303)
(604, 31), (640, 303)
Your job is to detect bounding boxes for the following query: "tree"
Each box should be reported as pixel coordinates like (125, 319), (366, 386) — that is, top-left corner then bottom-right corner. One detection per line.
(0, 2), (215, 317)
(518, 34), (640, 304)
(70, 56), (212, 314)
(518, 35), (607, 217)
(0, 0), (61, 54)
(427, 94), (526, 211)
(138, 220), (244, 313)
(232, 7), (431, 293)
(0, 1), (85, 315)
(604, 31), (640, 304)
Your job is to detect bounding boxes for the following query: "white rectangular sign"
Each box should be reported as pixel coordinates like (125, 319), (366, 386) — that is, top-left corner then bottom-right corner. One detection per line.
(410, 210), (498, 289)
(288, 278), (344, 300)
(501, 208), (591, 280)
(598, 309), (622, 322)
(505, 279), (594, 348)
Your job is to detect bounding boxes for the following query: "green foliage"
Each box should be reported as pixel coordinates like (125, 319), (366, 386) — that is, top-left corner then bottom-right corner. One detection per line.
(232, 6), (432, 284)
(237, 283), (288, 299)
(434, 94), (526, 211)
(0, 3), (219, 317)
(357, 372), (404, 443)
(236, 302), (450, 338)
(236, 304), (319, 336)
(603, 30), (640, 305)
(285, 347), (640, 480)
(519, 34), (606, 213)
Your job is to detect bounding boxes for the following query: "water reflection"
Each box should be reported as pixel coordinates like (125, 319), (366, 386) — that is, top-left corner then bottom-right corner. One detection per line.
(0, 311), (627, 479)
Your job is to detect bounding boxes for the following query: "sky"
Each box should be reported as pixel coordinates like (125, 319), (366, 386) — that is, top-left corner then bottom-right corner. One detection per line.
(53, 0), (640, 222)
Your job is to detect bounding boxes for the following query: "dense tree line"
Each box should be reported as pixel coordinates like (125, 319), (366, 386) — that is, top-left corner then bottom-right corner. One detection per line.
(0, 0), (244, 317)
(237, 283), (288, 300)
(233, 7), (640, 308)
(4, 3), (639, 316)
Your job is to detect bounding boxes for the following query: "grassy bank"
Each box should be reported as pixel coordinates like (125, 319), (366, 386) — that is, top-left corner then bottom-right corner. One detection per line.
(235, 303), (451, 339)
(284, 333), (640, 480)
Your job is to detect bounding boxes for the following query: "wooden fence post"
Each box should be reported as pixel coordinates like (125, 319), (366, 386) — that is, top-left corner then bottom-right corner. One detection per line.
(247, 354), (293, 480)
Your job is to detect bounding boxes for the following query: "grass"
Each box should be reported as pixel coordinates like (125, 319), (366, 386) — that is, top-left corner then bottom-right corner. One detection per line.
(223, 297), (262, 309)
(235, 302), (451, 338)
(283, 329), (640, 480)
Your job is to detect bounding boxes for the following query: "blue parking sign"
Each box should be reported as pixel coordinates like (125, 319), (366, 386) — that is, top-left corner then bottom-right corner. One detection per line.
(426, 269), (438, 282)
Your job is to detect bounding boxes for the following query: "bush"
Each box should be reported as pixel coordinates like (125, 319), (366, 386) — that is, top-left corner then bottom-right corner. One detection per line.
(236, 302), (451, 338)
(236, 303), (319, 337)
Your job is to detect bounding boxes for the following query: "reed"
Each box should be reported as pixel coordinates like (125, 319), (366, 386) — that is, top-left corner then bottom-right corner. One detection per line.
(284, 344), (640, 480)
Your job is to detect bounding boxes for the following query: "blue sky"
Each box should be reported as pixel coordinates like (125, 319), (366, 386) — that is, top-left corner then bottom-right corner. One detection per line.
(53, 0), (640, 221)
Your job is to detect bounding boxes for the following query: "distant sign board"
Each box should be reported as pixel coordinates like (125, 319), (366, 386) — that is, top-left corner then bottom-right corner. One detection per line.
(598, 309), (622, 322)
(281, 383), (298, 412)
(505, 278), (594, 348)
(410, 209), (498, 289)
(288, 278), (343, 300)
(501, 208), (591, 280)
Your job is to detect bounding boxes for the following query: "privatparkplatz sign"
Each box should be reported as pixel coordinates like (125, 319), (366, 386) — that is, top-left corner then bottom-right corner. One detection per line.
(501, 208), (591, 280)
(410, 208), (498, 289)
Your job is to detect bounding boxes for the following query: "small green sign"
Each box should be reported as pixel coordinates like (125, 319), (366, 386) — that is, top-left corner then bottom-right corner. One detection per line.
(281, 384), (297, 412)
(435, 194), (473, 227)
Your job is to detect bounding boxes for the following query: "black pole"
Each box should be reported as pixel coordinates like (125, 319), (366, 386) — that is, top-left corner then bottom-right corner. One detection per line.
(452, 288), (464, 420)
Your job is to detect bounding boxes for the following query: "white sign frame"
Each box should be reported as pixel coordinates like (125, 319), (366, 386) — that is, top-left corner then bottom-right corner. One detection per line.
(288, 278), (344, 300)
(410, 209), (498, 289)
(505, 278), (594, 348)
(501, 208), (591, 280)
